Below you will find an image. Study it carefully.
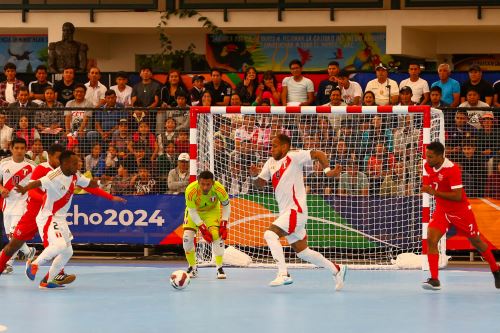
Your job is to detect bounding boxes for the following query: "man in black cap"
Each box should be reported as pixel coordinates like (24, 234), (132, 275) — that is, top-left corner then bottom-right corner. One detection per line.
(460, 64), (493, 105)
(364, 64), (399, 105)
(398, 86), (415, 106)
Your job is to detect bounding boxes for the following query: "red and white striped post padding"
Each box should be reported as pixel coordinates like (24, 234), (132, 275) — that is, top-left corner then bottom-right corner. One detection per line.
(190, 105), (432, 268)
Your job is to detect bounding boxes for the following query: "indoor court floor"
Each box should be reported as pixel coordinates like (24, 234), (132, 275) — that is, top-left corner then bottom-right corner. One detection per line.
(0, 261), (498, 333)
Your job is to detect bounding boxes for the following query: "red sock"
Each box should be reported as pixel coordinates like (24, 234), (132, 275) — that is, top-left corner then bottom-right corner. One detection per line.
(428, 253), (439, 279)
(480, 247), (499, 272)
(0, 251), (12, 273)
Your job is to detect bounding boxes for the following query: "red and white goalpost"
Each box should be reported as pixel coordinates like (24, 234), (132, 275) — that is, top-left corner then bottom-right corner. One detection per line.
(189, 105), (446, 269)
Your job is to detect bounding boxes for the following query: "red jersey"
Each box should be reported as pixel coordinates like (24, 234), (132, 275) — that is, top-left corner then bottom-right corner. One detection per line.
(424, 158), (470, 213)
(28, 162), (54, 202)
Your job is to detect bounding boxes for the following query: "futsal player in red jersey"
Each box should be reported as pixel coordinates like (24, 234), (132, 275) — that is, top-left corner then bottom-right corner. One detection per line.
(421, 141), (499, 290)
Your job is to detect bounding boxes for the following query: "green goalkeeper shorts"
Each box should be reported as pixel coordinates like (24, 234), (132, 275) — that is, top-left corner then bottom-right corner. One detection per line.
(183, 208), (221, 230)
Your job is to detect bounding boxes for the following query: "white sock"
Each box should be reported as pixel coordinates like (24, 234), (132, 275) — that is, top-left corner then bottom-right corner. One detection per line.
(33, 244), (64, 266)
(19, 243), (30, 255)
(264, 230), (287, 275)
(297, 248), (339, 274)
(212, 238), (225, 268)
(6, 250), (17, 266)
(48, 246), (73, 281)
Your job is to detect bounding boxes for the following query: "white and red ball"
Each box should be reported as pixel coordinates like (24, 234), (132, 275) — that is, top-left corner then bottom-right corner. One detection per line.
(170, 270), (190, 290)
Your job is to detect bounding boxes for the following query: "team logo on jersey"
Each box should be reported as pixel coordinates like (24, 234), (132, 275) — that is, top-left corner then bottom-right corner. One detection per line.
(22, 168), (29, 175)
(61, 185), (66, 191)
(210, 196), (216, 202)
(4, 169), (9, 174)
(438, 174), (443, 181)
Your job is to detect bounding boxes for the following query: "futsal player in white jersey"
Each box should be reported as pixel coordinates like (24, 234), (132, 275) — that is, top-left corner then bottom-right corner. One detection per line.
(16, 150), (126, 289)
(250, 134), (347, 289)
(0, 137), (36, 274)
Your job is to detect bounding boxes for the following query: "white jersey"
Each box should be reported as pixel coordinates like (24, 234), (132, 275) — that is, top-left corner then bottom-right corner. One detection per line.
(258, 150), (311, 214)
(37, 168), (90, 222)
(0, 157), (35, 215)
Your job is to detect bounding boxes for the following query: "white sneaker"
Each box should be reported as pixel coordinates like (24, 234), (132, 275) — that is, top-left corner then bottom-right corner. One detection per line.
(334, 265), (347, 291)
(2, 264), (13, 275)
(269, 273), (293, 287)
(25, 247), (36, 261)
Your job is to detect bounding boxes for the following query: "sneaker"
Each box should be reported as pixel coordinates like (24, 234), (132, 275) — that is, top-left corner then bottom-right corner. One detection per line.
(334, 264), (347, 291)
(186, 266), (198, 278)
(25, 260), (38, 281)
(422, 278), (441, 290)
(2, 264), (13, 275)
(493, 269), (500, 289)
(269, 273), (293, 287)
(25, 247), (36, 261)
(216, 267), (226, 279)
(41, 273), (77, 286)
(39, 280), (65, 290)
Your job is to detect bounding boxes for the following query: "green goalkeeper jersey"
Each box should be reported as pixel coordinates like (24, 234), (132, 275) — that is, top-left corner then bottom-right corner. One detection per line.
(185, 180), (229, 214)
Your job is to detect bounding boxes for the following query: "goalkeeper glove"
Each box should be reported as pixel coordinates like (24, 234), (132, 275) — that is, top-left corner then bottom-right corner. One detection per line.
(198, 223), (213, 243)
(219, 220), (228, 240)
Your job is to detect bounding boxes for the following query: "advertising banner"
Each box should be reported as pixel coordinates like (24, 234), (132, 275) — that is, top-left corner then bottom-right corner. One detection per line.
(0, 35), (48, 73)
(206, 32), (394, 72)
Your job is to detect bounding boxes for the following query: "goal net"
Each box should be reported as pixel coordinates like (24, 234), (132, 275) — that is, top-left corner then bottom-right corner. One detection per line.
(192, 106), (445, 269)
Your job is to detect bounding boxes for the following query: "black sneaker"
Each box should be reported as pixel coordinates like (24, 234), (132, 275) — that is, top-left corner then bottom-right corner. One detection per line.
(422, 278), (441, 290)
(216, 267), (226, 279)
(186, 266), (198, 278)
(493, 270), (500, 289)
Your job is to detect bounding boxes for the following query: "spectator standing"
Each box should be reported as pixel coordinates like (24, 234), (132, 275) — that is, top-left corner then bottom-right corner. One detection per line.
(316, 61), (340, 105)
(53, 66), (76, 105)
(131, 65), (161, 108)
(364, 64), (398, 106)
(0, 62), (25, 106)
(399, 63), (430, 105)
(84, 67), (107, 107)
(235, 66), (259, 105)
(28, 65), (52, 105)
(431, 63), (460, 107)
(204, 68), (232, 106)
(460, 64), (494, 105)
(337, 70), (362, 106)
(110, 71), (132, 106)
(255, 70), (282, 106)
(281, 59), (314, 106)
(190, 75), (205, 106)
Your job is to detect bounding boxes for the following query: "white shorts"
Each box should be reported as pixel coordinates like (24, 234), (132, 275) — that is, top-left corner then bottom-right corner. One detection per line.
(273, 209), (308, 244)
(3, 214), (22, 235)
(37, 215), (73, 248)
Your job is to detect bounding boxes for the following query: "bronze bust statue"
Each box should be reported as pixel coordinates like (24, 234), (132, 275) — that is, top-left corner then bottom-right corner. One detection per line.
(48, 22), (88, 73)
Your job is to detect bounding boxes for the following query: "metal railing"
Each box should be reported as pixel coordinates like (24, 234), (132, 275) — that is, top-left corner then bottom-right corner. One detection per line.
(0, 0), (159, 10)
(178, 0), (384, 10)
(405, 0), (500, 7)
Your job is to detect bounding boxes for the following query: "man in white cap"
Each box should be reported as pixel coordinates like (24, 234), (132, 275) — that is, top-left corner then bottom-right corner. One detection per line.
(364, 64), (399, 105)
(167, 152), (190, 193)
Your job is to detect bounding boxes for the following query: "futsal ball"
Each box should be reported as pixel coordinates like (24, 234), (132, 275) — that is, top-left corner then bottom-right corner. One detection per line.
(170, 270), (190, 290)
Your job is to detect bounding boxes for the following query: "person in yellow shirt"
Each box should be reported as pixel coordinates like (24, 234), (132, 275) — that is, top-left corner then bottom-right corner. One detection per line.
(184, 171), (231, 279)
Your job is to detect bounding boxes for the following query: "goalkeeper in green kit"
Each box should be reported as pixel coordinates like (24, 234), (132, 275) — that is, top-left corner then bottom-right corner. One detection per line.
(183, 171), (231, 279)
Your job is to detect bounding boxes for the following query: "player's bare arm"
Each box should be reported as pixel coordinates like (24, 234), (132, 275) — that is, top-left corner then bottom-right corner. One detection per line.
(0, 185), (9, 198)
(421, 185), (462, 202)
(249, 164), (267, 189)
(15, 180), (42, 195)
(310, 150), (341, 177)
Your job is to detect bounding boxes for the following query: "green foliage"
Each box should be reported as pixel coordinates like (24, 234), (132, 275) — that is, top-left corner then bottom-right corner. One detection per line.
(148, 9), (222, 71)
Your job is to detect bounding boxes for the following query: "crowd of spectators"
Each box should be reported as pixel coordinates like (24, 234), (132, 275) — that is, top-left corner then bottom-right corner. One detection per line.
(0, 59), (497, 198)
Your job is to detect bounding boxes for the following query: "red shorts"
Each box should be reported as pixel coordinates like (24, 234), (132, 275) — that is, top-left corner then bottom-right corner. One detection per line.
(12, 199), (42, 242)
(429, 207), (479, 238)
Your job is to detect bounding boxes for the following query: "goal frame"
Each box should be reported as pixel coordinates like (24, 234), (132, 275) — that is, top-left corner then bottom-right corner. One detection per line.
(189, 105), (445, 269)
